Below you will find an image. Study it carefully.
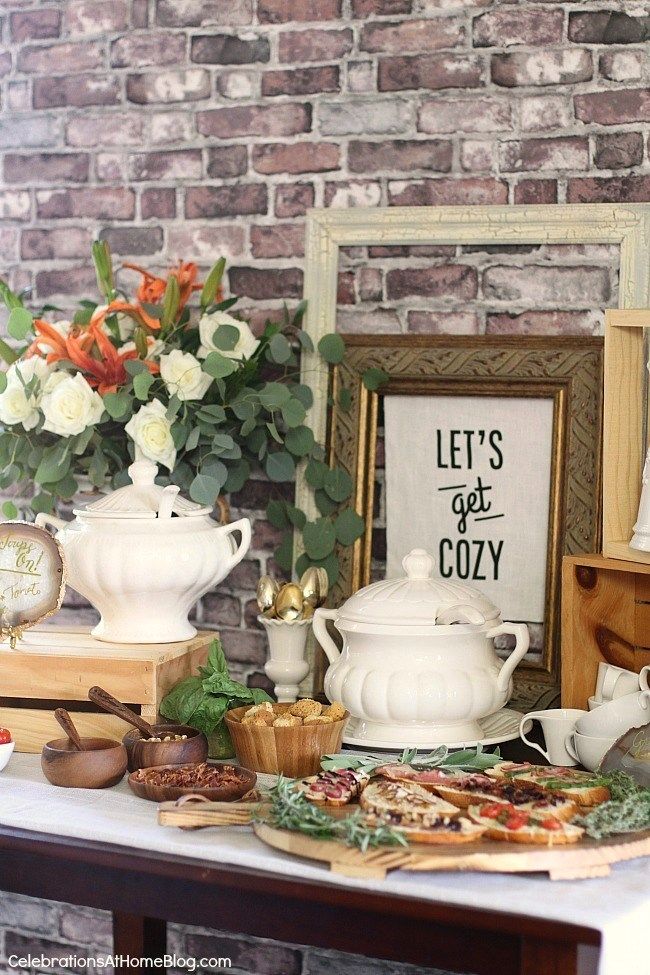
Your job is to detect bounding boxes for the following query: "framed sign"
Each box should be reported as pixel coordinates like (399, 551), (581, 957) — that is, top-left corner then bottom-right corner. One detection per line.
(325, 334), (603, 712)
(0, 522), (65, 646)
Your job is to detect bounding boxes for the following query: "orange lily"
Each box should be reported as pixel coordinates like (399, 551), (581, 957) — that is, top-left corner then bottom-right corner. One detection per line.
(123, 260), (205, 314)
(65, 323), (158, 395)
(93, 299), (162, 332)
(27, 318), (93, 363)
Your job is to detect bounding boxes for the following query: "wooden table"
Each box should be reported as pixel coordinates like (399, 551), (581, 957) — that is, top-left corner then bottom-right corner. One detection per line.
(0, 824), (600, 975)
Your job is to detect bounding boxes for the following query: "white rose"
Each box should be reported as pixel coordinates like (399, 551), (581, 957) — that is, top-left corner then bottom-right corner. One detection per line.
(160, 349), (212, 402)
(198, 311), (259, 361)
(125, 399), (176, 471)
(41, 372), (105, 438)
(0, 357), (52, 431)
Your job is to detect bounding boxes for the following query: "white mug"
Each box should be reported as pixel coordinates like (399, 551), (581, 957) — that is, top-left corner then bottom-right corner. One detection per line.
(519, 708), (586, 767)
(596, 662), (650, 702)
(577, 690), (650, 738)
(565, 731), (616, 772)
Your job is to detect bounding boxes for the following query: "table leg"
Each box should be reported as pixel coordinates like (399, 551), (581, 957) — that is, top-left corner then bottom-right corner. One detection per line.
(521, 936), (592, 975)
(112, 912), (167, 972)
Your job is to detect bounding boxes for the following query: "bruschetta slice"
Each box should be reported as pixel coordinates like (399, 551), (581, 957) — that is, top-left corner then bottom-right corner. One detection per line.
(487, 762), (610, 807)
(296, 769), (369, 806)
(432, 773), (577, 820)
(467, 802), (584, 845)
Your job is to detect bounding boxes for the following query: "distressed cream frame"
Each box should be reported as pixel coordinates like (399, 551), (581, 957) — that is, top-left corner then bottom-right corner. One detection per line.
(296, 204), (650, 532)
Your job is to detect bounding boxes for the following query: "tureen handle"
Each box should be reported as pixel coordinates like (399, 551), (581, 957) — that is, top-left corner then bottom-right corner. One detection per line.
(35, 512), (68, 533)
(489, 622), (530, 694)
(221, 517), (252, 571)
(312, 608), (341, 666)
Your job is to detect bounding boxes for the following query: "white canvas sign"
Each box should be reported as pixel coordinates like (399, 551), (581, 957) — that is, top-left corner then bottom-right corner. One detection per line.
(384, 395), (553, 622)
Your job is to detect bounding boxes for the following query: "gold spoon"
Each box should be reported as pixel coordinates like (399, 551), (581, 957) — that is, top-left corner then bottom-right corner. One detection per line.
(256, 576), (280, 617)
(275, 582), (305, 621)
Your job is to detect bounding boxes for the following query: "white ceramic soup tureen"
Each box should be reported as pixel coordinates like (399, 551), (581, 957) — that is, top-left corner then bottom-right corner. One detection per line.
(35, 459), (251, 644)
(313, 549), (529, 747)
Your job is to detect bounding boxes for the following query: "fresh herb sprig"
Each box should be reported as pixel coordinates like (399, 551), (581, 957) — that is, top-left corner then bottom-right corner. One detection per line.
(321, 744), (502, 777)
(577, 772), (650, 840)
(260, 778), (407, 853)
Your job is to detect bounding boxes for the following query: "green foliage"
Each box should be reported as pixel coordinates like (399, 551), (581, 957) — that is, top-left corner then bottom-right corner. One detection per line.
(362, 367), (390, 391)
(318, 333), (346, 364)
(7, 307), (33, 341)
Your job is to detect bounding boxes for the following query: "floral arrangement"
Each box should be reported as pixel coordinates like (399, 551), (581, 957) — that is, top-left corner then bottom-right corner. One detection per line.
(0, 243), (371, 582)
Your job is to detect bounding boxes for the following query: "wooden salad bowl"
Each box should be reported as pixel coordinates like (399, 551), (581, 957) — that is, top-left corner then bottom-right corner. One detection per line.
(41, 737), (128, 789)
(225, 704), (349, 777)
(122, 725), (208, 773)
(128, 763), (257, 803)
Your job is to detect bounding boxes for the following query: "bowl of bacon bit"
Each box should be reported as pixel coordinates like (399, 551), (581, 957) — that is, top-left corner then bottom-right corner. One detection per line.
(128, 762), (257, 803)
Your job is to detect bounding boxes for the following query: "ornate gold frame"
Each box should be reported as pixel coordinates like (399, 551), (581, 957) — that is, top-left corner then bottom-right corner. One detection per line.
(323, 335), (604, 712)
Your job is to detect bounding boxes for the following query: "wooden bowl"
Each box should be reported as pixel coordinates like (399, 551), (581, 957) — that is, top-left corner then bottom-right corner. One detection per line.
(225, 704), (349, 778)
(127, 763), (257, 803)
(41, 737), (128, 789)
(122, 724), (208, 772)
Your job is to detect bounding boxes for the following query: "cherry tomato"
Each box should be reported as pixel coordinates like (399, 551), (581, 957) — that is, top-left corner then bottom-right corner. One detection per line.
(505, 811), (529, 831)
(480, 802), (506, 819)
(540, 817), (562, 831)
(0, 728), (12, 744)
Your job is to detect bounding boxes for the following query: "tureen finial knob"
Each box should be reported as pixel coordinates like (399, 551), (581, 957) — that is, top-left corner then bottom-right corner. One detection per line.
(402, 548), (434, 580)
(128, 460), (158, 485)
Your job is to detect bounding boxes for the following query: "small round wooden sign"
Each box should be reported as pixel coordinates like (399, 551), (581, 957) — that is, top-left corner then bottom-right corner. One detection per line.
(0, 521), (65, 646)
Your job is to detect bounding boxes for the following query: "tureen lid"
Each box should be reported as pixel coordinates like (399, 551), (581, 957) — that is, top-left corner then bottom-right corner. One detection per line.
(74, 460), (212, 520)
(340, 549), (498, 626)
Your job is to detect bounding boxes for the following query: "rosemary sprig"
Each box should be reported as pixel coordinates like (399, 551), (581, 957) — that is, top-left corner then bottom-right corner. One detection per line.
(321, 744), (502, 776)
(259, 778), (408, 852)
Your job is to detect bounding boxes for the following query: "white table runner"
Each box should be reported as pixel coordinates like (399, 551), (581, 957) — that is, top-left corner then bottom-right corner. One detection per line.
(1, 754), (648, 975)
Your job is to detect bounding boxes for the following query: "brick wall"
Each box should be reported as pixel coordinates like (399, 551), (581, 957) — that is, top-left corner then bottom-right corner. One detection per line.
(0, 0), (648, 970)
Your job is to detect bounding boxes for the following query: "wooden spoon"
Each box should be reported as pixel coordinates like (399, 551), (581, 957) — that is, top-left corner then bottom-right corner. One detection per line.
(54, 707), (84, 751)
(88, 686), (156, 739)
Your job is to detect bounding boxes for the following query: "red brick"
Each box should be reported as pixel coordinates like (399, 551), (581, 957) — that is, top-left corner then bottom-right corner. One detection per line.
(132, 0), (148, 27)
(460, 140), (495, 172)
(197, 104), (311, 138)
(18, 41), (105, 73)
(155, 0), (253, 27)
(278, 28), (352, 63)
(599, 51), (644, 82)
(262, 66), (339, 97)
(594, 132), (644, 170)
(347, 60), (375, 93)
(418, 96), (511, 133)
(357, 267), (382, 302)
(389, 177), (508, 206)
(7, 82), (30, 111)
(0, 53), (10, 79)
(33, 74), (119, 109)
(191, 34), (270, 64)
(130, 150), (202, 181)
(228, 267), (303, 300)
(320, 97), (410, 134)
(21, 226), (91, 260)
(64, 0), (127, 34)
(379, 53), (482, 91)
(206, 146), (248, 179)
(473, 8), (563, 47)
(568, 11), (648, 44)
(250, 224), (305, 259)
(252, 142), (339, 175)
(149, 111), (195, 145)
(35, 265), (99, 299)
(185, 185), (267, 218)
(483, 265), (610, 304)
(141, 188), (176, 219)
(337, 308), (401, 333)
(167, 224), (245, 260)
(519, 94), (571, 131)
(567, 175), (650, 204)
(361, 18), (463, 53)
(514, 179), (558, 204)
(386, 265), (477, 301)
(96, 153), (126, 181)
(4, 153), (89, 184)
(352, 0), (412, 13)
(486, 311), (600, 336)
(492, 50), (592, 87)
(349, 139), (452, 173)
(10, 8), (60, 41)
(99, 227), (163, 256)
(274, 182), (314, 218)
(127, 69), (210, 104)
(216, 71), (258, 100)
(66, 113), (144, 147)
(324, 180), (382, 207)
(575, 89), (650, 125)
(0, 191), (31, 220)
(36, 187), (135, 220)
(408, 310), (480, 334)
(201, 594), (241, 628)
(337, 270), (355, 305)
(258, 0), (341, 23)
(500, 137), (588, 173)
(111, 32), (187, 67)
(0, 116), (59, 149)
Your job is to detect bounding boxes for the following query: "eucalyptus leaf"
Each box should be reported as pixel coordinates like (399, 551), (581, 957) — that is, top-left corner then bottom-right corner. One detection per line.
(314, 488), (338, 516)
(189, 473), (223, 507)
(285, 425), (314, 457)
(334, 508), (366, 546)
(0, 373), (6, 394)
(223, 458), (250, 494)
(212, 322), (239, 352)
(303, 517), (336, 560)
(185, 426), (201, 452)
(267, 500), (289, 530)
(258, 383), (291, 410)
(338, 387), (352, 412)
(268, 333), (292, 364)
(323, 467), (353, 503)
(35, 443), (70, 485)
(290, 383), (313, 410)
(281, 398), (306, 429)
(103, 389), (132, 420)
(305, 459), (328, 489)
(1, 501), (17, 519)
(275, 532), (293, 573)
(266, 450), (295, 483)
(318, 333), (345, 364)
(133, 370), (154, 401)
(7, 307), (33, 341)
(362, 367), (390, 392)
(203, 351), (238, 379)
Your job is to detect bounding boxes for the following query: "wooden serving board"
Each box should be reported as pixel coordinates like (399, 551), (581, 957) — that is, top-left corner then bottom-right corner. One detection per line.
(253, 822), (650, 881)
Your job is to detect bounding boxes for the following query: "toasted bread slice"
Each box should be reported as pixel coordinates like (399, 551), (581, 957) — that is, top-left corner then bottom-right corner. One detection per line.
(363, 812), (486, 845)
(360, 779), (460, 826)
(297, 769), (369, 806)
(467, 803), (584, 845)
(487, 762), (609, 807)
(374, 764), (456, 790)
(432, 775), (577, 821)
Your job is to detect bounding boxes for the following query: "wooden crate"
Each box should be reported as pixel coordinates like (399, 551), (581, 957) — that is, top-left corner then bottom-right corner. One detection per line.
(561, 554), (650, 709)
(0, 625), (212, 752)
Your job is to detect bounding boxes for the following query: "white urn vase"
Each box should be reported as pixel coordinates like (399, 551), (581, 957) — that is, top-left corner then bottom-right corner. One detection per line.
(259, 616), (311, 703)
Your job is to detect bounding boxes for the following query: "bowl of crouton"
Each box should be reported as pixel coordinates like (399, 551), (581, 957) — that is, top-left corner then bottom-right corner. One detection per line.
(224, 699), (348, 777)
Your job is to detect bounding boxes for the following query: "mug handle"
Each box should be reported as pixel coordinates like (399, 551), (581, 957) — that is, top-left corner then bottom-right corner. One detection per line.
(565, 733), (579, 763)
(519, 714), (549, 761)
(640, 667), (650, 692)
